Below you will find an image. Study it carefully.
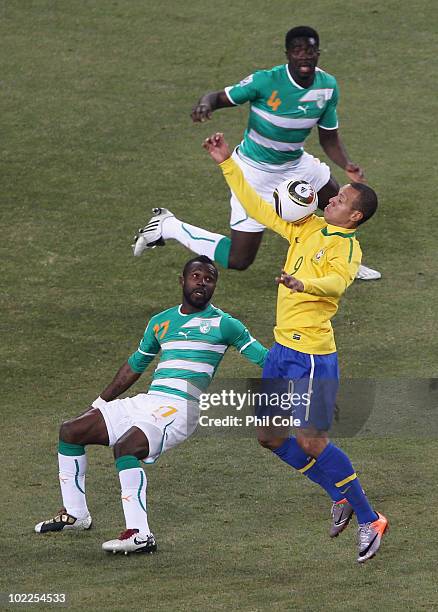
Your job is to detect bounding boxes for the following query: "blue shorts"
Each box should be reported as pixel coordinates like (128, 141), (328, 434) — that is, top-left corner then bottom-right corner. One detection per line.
(261, 343), (339, 431)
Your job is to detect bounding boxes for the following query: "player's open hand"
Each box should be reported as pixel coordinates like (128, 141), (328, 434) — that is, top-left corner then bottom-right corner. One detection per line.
(275, 270), (304, 293)
(345, 162), (366, 183)
(203, 133), (231, 164)
(191, 101), (212, 123)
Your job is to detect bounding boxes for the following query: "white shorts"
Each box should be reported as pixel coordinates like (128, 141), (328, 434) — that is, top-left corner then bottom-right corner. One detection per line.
(98, 393), (199, 464)
(229, 148), (331, 232)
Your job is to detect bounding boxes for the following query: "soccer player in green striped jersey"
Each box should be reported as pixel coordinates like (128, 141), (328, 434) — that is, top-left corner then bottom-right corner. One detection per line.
(133, 26), (380, 280)
(35, 256), (267, 555)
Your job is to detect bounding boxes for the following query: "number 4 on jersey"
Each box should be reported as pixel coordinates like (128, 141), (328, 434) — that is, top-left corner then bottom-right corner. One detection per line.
(267, 90), (282, 111)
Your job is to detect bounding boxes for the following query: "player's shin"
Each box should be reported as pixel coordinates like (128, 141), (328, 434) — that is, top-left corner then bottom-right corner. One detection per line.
(116, 455), (151, 535)
(162, 216), (231, 268)
(315, 442), (378, 524)
(273, 437), (344, 501)
(58, 441), (90, 519)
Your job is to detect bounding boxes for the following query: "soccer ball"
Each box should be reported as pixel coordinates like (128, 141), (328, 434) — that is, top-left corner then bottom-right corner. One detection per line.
(273, 179), (318, 222)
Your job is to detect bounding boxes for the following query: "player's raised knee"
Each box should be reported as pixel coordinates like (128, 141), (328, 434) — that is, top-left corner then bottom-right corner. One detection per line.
(59, 418), (81, 444)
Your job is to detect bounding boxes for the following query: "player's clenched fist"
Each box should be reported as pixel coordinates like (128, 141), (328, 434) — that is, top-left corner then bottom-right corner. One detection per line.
(191, 99), (213, 122)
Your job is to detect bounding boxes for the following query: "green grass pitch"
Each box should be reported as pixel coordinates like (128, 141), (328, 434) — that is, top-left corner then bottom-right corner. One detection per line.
(1, 1), (437, 610)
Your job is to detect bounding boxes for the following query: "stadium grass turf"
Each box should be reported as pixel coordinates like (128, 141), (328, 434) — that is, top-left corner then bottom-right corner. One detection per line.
(1, 1), (437, 610)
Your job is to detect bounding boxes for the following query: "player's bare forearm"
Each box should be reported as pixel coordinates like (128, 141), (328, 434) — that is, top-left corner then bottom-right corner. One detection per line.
(191, 90), (234, 123)
(318, 127), (365, 182)
(99, 362), (141, 402)
(203, 132), (231, 164)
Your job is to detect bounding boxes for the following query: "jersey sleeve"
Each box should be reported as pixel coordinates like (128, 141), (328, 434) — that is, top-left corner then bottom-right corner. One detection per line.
(224, 70), (264, 105)
(221, 316), (268, 368)
(318, 80), (339, 130)
(301, 237), (361, 298)
(219, 157), (296, 241)
(127, 318), (161, 373)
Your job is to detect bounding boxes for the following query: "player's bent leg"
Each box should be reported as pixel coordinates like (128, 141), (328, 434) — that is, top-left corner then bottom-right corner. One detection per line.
(294, 430), (354, 537)
(257, 423), (349, 529)
(228, 229), (264, 270)
(35, 409), (109, 535)
(102, 426), (157, 555)
(313, 440), (388, 559)
(258, 428), (350, 536)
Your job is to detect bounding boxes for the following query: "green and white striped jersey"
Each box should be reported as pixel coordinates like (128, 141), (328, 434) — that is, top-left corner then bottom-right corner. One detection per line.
(225, 64), (339, 165)
(128, 304), (268, 402)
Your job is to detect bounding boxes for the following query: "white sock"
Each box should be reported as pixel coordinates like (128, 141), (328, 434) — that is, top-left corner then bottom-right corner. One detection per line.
(58, 453), (89, 519)
(119, 467), (151, 535)
(162, 216), (226, 260)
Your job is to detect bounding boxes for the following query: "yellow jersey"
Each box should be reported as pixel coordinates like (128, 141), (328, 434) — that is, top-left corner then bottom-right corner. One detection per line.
(220, 157), (362, 354)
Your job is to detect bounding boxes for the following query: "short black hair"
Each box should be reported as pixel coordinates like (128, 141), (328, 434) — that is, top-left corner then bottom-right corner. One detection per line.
(285, 26), (320, 50)
(182, 255), (218, 279)
(350, 183), (378, 225)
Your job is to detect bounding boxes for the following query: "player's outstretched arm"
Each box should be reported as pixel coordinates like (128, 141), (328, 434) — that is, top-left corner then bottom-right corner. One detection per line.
(99, 362), (142, 402)
(318, 127), (365, 183)
(191, 90), (234, 123)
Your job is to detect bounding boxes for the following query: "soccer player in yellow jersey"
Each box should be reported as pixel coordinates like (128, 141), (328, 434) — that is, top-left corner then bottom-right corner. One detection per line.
(203, 132), (388, 564)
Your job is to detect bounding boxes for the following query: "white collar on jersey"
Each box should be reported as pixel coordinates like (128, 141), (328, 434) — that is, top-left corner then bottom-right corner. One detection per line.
(285, 64), (323, 90)
(178, 304), (214, 317)
(285, 64), (304, 89)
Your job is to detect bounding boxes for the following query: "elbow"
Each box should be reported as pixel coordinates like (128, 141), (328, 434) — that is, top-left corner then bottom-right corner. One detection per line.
(333, 281), (348, 298)
(328, 279), (347, 298)
(319, 131), (337, 149)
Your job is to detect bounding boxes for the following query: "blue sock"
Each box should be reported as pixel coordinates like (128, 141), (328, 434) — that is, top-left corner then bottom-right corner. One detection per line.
(316, 443), (378, 524)
(273, 437), (344, 502)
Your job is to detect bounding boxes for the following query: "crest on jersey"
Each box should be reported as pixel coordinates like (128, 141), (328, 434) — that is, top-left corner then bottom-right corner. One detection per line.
(199, 321), (211, 334)
(313, 248), (325, 263)
(316, 92), (326, 109)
